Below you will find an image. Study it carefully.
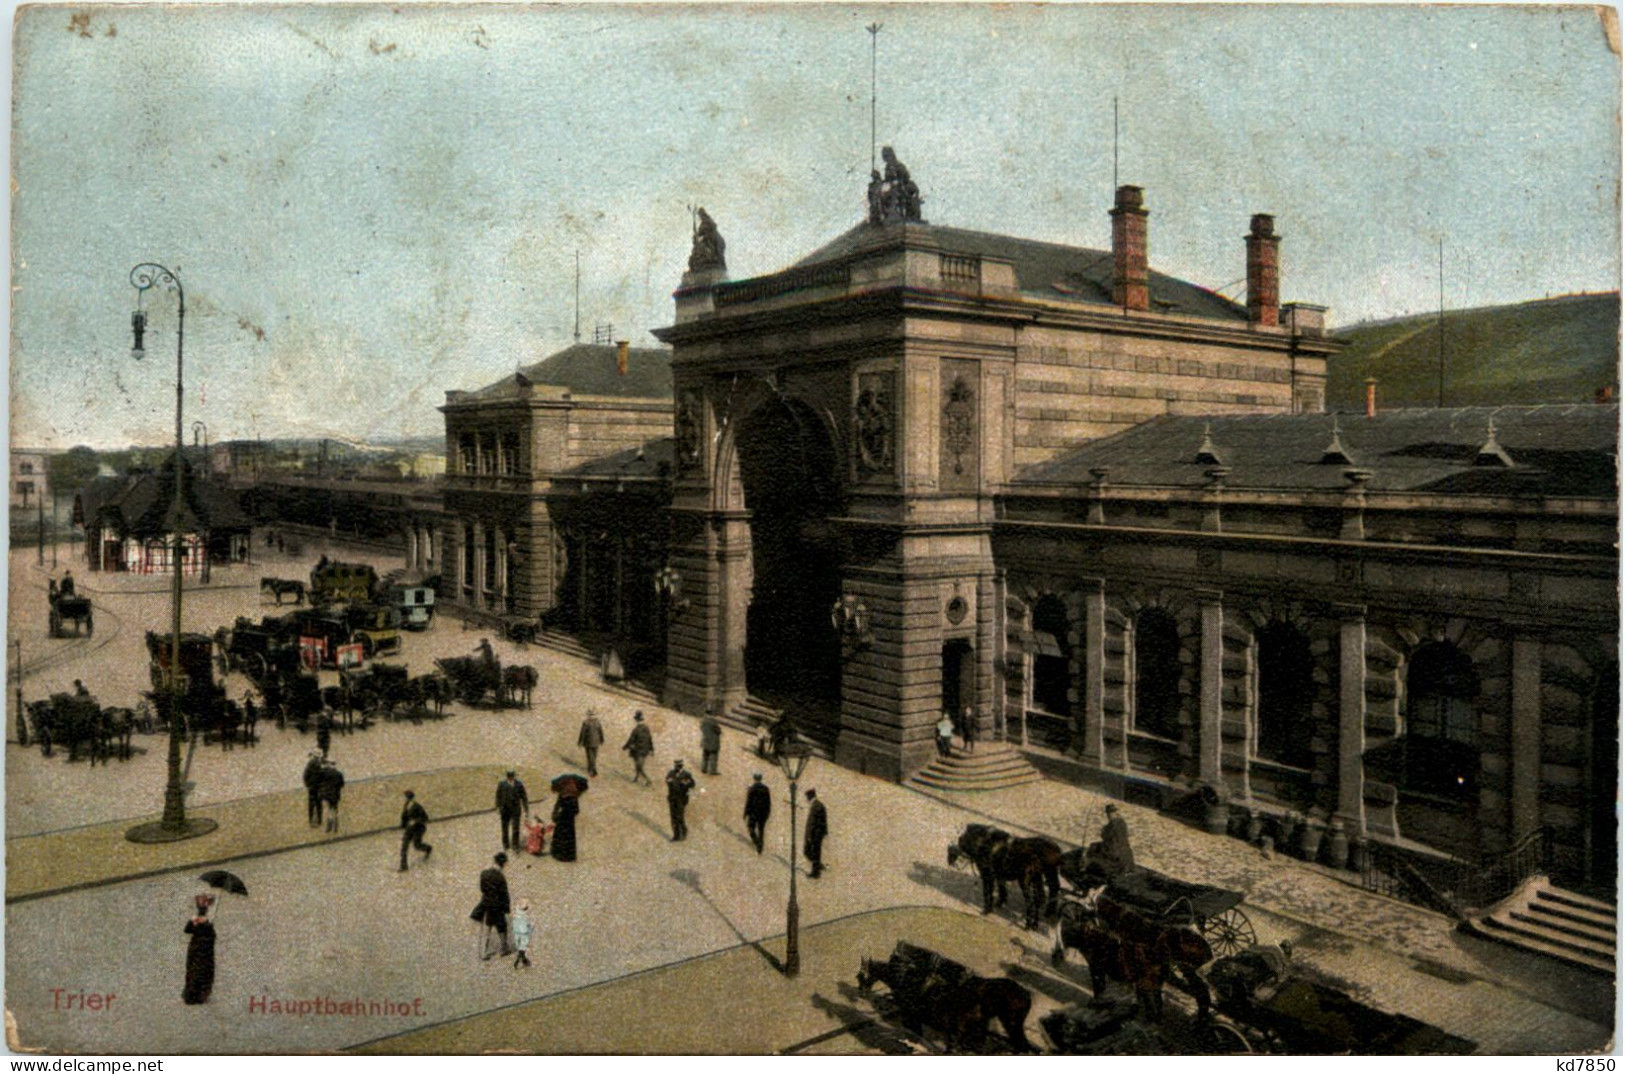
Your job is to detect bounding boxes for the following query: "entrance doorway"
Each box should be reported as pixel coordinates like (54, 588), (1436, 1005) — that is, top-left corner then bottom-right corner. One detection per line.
(942, 638), (975, 724)
(735, 398), (841, 713)
(1588, 666), (1618, 890)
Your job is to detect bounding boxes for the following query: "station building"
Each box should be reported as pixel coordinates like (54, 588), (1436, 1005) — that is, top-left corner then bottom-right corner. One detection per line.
(441, 177), (1618, 891)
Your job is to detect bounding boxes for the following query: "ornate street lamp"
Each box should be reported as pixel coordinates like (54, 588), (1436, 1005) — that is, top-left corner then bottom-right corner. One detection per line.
(654, 566), (688, 614)
(830, 594), (873, 651)
(777, 736), (813, 977)
(125, 262), (217, 843)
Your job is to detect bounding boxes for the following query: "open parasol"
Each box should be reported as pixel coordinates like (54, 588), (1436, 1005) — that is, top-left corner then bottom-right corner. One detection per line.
(551, 773), (589, 797)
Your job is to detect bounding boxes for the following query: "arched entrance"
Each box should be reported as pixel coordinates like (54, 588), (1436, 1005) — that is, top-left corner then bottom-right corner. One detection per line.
(733, 397), (842, 712)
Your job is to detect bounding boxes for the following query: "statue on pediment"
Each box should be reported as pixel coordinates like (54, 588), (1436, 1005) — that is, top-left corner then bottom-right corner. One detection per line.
(688, 208), (727, 272)
(867, 147), (923, 224)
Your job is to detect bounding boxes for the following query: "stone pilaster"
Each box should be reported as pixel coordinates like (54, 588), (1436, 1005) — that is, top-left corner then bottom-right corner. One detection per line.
(1336, 603), (1367, 833)
(1197, 588), (1224, 789)
(1510, 636), (1542, 841)
(1082, 577), (1106, 764)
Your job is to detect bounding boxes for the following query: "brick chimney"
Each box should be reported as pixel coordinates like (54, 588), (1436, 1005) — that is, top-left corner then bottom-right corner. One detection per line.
(1110, 185), (1150, 312)
(1246, 213), (1280, 326)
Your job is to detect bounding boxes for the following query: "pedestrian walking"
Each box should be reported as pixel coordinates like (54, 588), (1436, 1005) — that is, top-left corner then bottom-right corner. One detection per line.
(624, 711), (654, 786)
(182, 894), (217, 1005)
(495, 771), (529, 850)
(550, 790), (579, 862)
(399, 789), (433, 871)
(318, 760), (345, 833)
(804, 788), (828, 879)
(936, 712), (954, 758)
(666, 759), (696, 841)
(744, 773), (772, 854)
(302, 751), (325, 827)
(699, 715), (722, 775)
(961, 705), (978, 754)
(510, 899), (534, 970)
(470, 853), (512, 961)
(578, 708), (605, 777)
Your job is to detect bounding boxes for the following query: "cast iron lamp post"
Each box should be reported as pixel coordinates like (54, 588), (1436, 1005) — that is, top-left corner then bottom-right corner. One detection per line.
(776, 737), (812, 977)
(125, 262), (217, 843)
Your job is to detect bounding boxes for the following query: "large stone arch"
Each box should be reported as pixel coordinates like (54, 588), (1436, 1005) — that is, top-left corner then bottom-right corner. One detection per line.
(1362, 615), (1508, 854)
(1104, 586), (1200, 779)
(1227, 598), (1340, 812)
(1006, 575), (1085, 752)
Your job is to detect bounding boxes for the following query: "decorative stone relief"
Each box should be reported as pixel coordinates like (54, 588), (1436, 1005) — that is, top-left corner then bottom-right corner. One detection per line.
(853, 371), (895, 477)
(940, 359), (979, 491)
(675, 390), (703, 475)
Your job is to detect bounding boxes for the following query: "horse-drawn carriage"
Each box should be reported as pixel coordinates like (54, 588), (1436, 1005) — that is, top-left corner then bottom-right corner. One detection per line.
(857, 941), (1035, 1053)
(309, 559), (378, 606)
(25, 691), (132, 763)
(145, 631), (247, 746)
(47, 588), (93, 638)
(1202, 960), (1475, 1055)
(1058, 860), (1256, 959)
(435, 644), (536, 707)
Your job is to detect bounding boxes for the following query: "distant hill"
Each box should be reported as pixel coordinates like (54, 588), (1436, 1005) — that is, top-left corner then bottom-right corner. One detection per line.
(1327, 293), (1619, 410)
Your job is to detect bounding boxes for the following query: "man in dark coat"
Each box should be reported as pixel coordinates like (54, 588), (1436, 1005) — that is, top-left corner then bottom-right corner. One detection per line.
(1097, 803), (1135, 876)
(472, 853), (512, 960)
(665, 759), (696, 841)
(744, 773), (772, 854)
(578, 709), (605, 777)
(804, 788), (828, 878)
(318, 760), (344, 833)
(59, 570), (75, 598)
(699, 715), (722, 775)
(495, 771), (529, 850)
(302, 751), (325, 827)
(399, 789), (432, 871)
(624, 711), (654, 786)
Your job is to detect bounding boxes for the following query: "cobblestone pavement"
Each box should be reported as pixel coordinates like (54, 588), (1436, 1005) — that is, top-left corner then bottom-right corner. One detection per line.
(4, 543), (1615, 1054)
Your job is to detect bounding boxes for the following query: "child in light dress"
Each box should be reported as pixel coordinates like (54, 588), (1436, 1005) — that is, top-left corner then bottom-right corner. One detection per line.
(510, 899), (533, 969)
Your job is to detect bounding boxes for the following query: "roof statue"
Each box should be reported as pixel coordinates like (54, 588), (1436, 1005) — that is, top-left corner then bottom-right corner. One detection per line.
(688, 207), (727, 272)
(867, 146), (923, 224)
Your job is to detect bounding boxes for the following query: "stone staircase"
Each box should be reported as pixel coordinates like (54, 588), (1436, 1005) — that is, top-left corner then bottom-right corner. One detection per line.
(1467, 875), (1617, 974)
(910, 743), (1044, 793)
(525, 630), (662, 705)
(726, 696), (841, 759)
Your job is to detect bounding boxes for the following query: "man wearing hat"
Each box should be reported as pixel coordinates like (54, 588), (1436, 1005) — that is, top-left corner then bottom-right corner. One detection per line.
(303, 751), (326, 827)
(744, 773), (772, 854)
(399, 790), (432, 871)
(578, 708), (605, 777)
(495, 771), (529, 850)
(665, 758), (696, 841)
(623, 711), (654, 786)
(1098, 803), (1135, 876)
(472, 853), (512, 960)
(804, 788), (828, 878)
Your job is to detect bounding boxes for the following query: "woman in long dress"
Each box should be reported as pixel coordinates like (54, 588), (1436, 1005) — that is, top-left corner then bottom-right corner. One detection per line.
(550, 792), (579, 862)
(183, 896), (217, 1004)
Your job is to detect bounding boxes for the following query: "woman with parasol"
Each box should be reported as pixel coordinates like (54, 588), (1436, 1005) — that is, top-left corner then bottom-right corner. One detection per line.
(182, 894), (217, 1004)
(549, 773), (588, 862)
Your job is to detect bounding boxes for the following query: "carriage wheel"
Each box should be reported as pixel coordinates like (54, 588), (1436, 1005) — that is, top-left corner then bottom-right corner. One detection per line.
(48, 610), (60, 638)
(1205, 1021), (1253, 1055)
(1203, 907), (1256, 958)
(85, 611), (94, 637)
(461, 683), (484, 705)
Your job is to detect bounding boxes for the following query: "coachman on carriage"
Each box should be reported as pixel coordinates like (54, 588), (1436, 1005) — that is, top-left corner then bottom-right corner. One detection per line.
(47, 578), (93, 638)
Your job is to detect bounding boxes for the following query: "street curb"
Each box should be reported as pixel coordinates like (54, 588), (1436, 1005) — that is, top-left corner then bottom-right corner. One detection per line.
(4, 763), (527, 905)
(344, 903), (958, 1055)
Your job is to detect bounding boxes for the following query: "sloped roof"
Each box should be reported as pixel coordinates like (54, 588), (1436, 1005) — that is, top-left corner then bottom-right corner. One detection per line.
(559, 437), (675, 479)
(792, 221), (1248, 322)
(1014, 404), (1619, 497)
(75, 456), (253, 534)
(468, 343), (673, 401)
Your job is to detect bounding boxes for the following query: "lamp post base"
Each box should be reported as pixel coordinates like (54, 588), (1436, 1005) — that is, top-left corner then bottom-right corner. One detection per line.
(125, 817), (218, 844)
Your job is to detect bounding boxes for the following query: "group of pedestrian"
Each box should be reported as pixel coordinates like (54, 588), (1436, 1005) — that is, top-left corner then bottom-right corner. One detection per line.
(302, 751), (345, 832)
(935, 705), (979, 758)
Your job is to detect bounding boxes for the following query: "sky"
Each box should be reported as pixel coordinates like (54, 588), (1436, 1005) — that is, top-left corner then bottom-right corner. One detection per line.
(8, 3), (1620, 449)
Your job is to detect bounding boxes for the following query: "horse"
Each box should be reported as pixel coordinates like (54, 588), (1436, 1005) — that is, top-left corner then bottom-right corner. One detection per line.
(858, 943), (1034, 1053)
(27, 700), (55, 756)
(259, 577), (306, 605)
(1054, 894), (1212, 1021)
(502, 665), (538, 707)
(947, 823), (1063, 928)
(101, 707), (136, 761)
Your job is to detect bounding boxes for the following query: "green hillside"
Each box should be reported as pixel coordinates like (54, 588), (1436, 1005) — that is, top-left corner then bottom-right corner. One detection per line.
(1327, 293), (1619, 409)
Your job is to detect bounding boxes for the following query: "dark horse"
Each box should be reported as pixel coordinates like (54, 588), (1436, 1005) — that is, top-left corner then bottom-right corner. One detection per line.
(1052, 894), (1212, 1020)
(260, 578), (306, 605)
(857, 942), (1034, 1053)
(947, 823), (1063, 928)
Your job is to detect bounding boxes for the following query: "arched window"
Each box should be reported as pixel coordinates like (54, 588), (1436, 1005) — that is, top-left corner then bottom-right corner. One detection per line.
(1030, 595), (1071, 716)
(1254, 622), (1315, 770)
(1134, 609), (1182, 740)
(1404, 643), (1479, 799)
